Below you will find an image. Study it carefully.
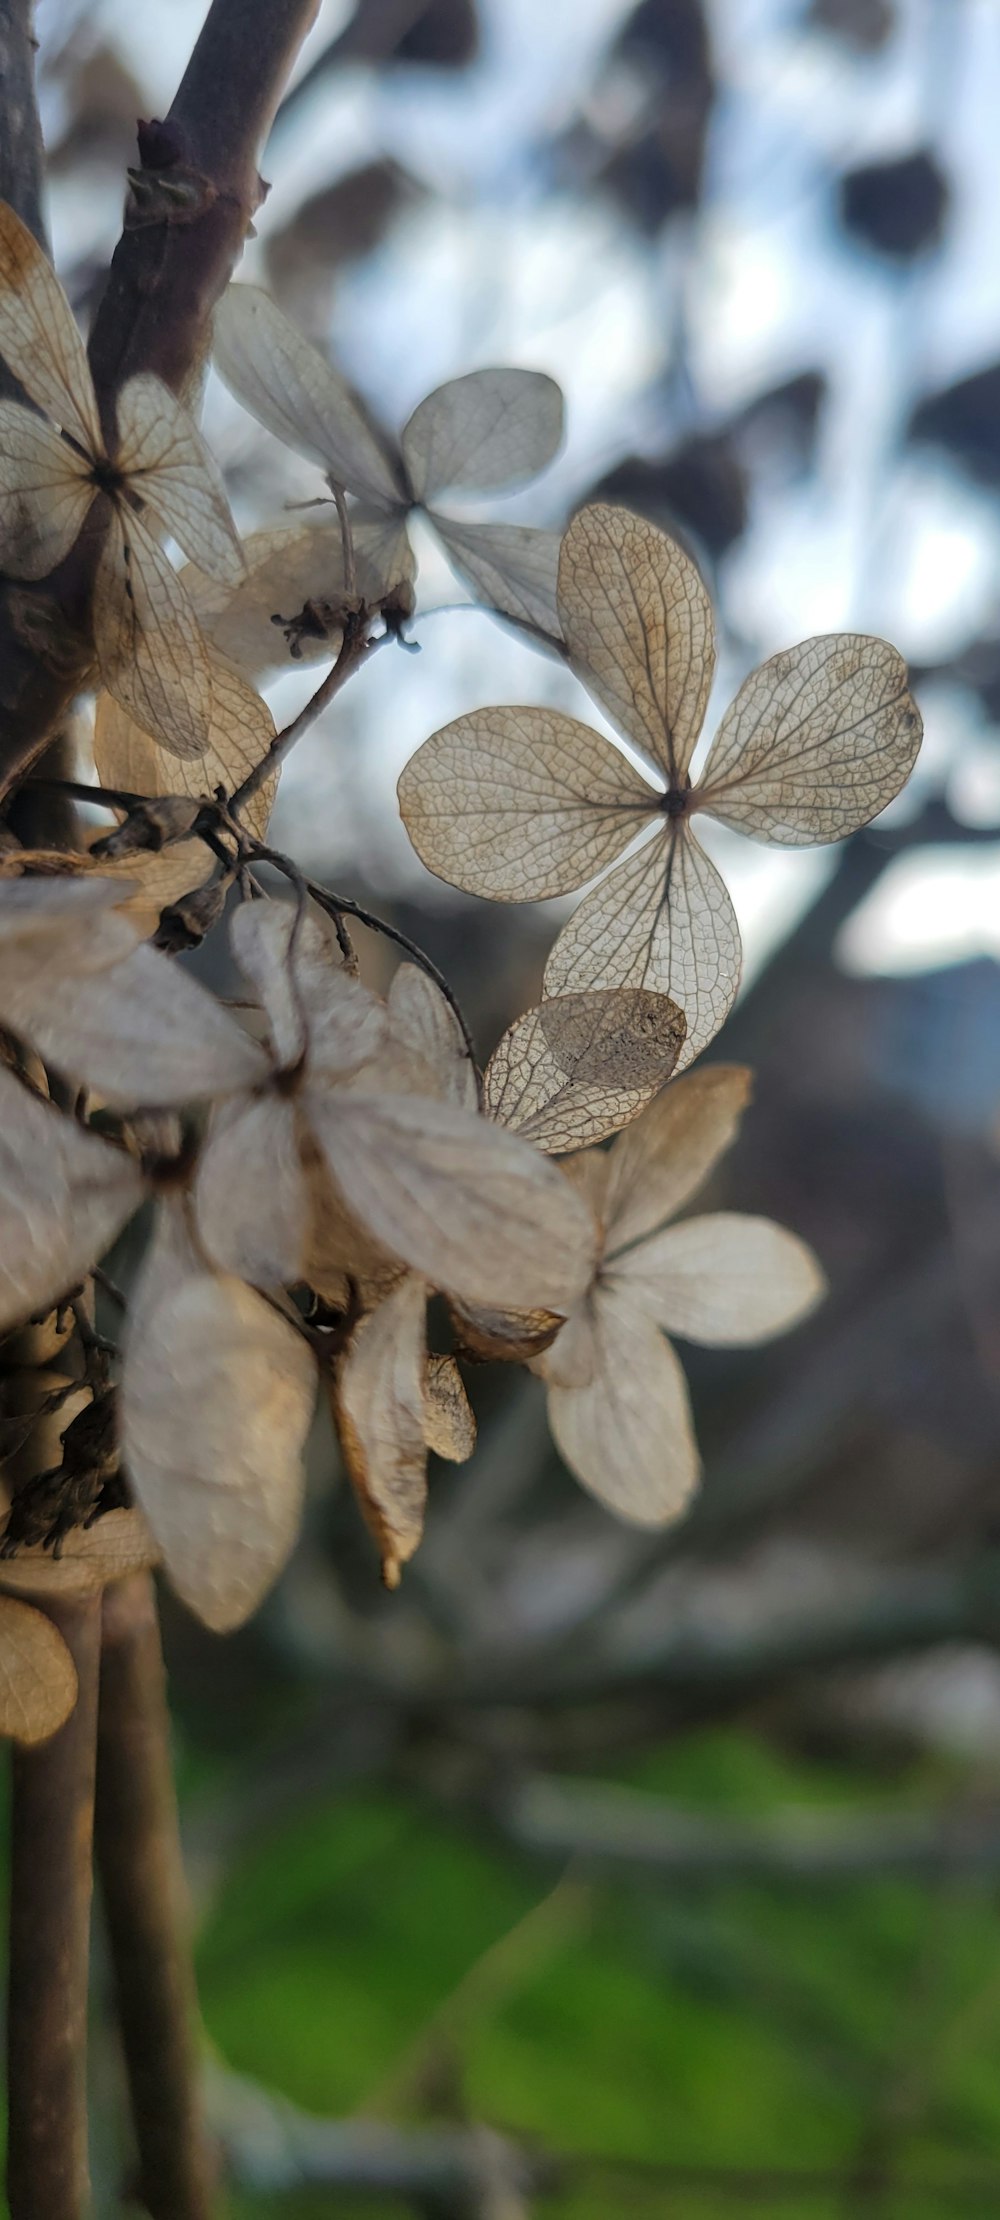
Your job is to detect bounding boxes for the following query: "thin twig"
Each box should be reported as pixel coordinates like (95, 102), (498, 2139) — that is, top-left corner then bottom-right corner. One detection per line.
(7, 1590), (101, 2220)
(230, 619), (391, 815)
(96, 1573), (218, 2220)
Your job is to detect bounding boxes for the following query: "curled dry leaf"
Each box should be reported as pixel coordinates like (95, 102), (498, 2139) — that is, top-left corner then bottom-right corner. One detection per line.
(398, 503), (922, 1064)
(0, 1596), (78, 1744)
(333, 1274), (430, 1585)
(423, 1354), (476, 1461)
(0, 200), (244, 759)
(0, 1062), (144, 1332)
(122, 1250), (317, 1633)
(535, 1066), (825, 1524)
(387, 963), (478, 1109)
(213, 283), (564, 640)
(483, 987), (686, 1152)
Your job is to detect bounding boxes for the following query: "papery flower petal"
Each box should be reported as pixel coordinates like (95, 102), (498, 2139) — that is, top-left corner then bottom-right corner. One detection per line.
(387, 963), (478, 1110)
(612, 1211), (826, 1344)
(423, 1354), (476, 1461)
(430, 518), (561, 640)
(0, 202), (100, 450)
(122, 1253), (316, 1632)
(0, 875), (139, 969)
(543, 823), (741, 1068)
(398, 706), (654, 900)
(0, 403), (94, 577)
(0, 1512), (157, 1602)
(546, 1286), (699, 1525)
(0, 1596), (78, 1744)
(230, 898), (386, 1076)
(483, 988), (686, 1153)
(557, 505), (716, 786)
(308, 1088), (598, 1314)
(0, 937), (267, 1106)
(603, 1065), (752, 1255)
(213, 284), (403, 507)
(0, 1063), (144, 1330)
(696, 634), (922, 845)
(94, 501), (212, 761)
(333, 1273), (429, 1585)
(115, 372), (244, 584)
(401, 368), (563, 502)
(195, 1093), (309, 1288)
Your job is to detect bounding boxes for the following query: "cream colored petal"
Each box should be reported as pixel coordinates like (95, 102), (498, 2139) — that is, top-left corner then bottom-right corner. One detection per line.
(351, 510), (416, 600)
(557, 505), (715, 785)
(93, 503), (212, 761)
(115, 373), (243, 583)
(423, 1354), (476, 1461)
(483, 988), (686, 1153)
(530, 1296), (601, 1389)
(333, 1273), (429, 1584)
(309, 1088), (598, 1314)
(612, 1211), (826, 1345)
(547, 1286), (699, 1526)
(0, 1063), (143, 1332)
(543, 823), (741, 1068)
(603, 1064), (753, 1255)
(0, 202), (100, 449)
(122, 1263), (316, 1632)
(0, 938), (267, 1107)
(195, 1093), (308, 1288)
(230, 898), (385, 1075)
(559, 1145), (612, 1224)
(0, 403), (94, 577)
(398, 707), (655, 901)
(187, 518), (414, 677)
(696, 634), (923, 846)
(430, 518), (561, 640)
(387, 963), (478, 1110)
(213, 284), (403, 507)
(401, 369), (563, 502)
(0, 874), (139, 969)
(0, 1596), (78, 1744)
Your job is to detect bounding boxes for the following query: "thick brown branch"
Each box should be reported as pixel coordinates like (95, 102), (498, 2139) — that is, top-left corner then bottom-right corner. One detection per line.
(0, 0), (46, 259)
(6, 1590), (101, 2220)
(0, 0), (321, 800)
(96, 1573), (218, 2220)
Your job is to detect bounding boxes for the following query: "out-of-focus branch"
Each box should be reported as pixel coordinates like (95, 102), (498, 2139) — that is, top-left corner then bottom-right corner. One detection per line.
(0, 0), (45, 253)
(501, 1774), (1000, 1883)
(0, 0), (321, 800)
(6, 1591), (101, 2220)
(96, 1573), (217, 2220)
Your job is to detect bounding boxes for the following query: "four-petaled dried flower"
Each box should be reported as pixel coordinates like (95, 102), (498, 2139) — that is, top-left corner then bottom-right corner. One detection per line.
(533, 1066), (825, 1523)
(398, 504), (923, 1063)
(0, 201), (244, 757)
(213, 283), (565, 639)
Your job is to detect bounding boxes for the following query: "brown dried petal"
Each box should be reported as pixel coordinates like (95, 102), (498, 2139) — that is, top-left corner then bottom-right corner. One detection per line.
(0, 1595), (78, 1743)
(93, 502), (212, 762)
(423, 1354), (476, 1461)
(332, 1274), (429, 1585)
(0, 403), (94, 578)
(449, 1298), (564, 1365)
(603, 1065), (753, 1255)
(557, 504), (716, 785)
(0, 201), (101, 450)
(114, 372), (244, 585)
(0, 1064), (143, 1332)
(483, 988), (686, 1152)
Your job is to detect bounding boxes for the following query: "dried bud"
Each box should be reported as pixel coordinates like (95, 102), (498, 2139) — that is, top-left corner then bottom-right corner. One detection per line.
(154, 880), (228, 953)
(449, 1297), (565, 1365)
(93, 796), (204, 858)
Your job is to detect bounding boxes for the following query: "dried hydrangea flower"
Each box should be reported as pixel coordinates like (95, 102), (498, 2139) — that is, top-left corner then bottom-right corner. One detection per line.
(0, 201), (244, 757)
(213, 283), (564, 639)
(533, 1066), (825, 1524)
(399, 503), (923, 1064)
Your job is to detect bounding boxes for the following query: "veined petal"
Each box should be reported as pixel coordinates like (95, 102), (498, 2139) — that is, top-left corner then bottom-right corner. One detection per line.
(430, 518), (561, 641)
(0, 403), (94, 577)
(93, 502), (212, 761)
(0, 937), (267, 1106)
(401, 368), (563, 501)
(547, 1285), (700, 1526)
(122, 1260), (316, 1632)
(543, 822), (741, 1068)
(309, 1088), (598, 1314)
(483, 988), (685, 1153)
(557, 505), (716, 785)
(213, 285), (403, 507)
(195, 1093), (309, 1288)
(230, 898), (385, 1076)
(0, 1597), (78, 1745)
(0, 1062), (144, 1331)
(696, 635), (922, 845)
(603, 1065), (753, 1255)
(398, 706), (655, 901)
(186, 517), (414, 678)
(333, 1273), (429, 1585)
(612, 1210), (825, 1344)
(95, 655), (277, 846)
(0, 202), (101, 450)
(387, 964), (478, 1110)
(423, 1354), (476, 1461)
(115, 373), (244, 584)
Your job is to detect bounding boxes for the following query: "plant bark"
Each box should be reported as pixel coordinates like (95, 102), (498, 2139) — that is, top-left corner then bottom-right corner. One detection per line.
(6, 1590), (101, 2220)
(96, 1572), (218, 2219)
(0, 0), (322, 802)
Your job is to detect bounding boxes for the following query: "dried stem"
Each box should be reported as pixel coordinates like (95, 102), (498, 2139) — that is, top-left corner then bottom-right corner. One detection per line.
(230, 618), (391, 815)
(6, 1590), (101, 2220)
(95, 1572), (217, 2220)
(0, 0), (46, 271)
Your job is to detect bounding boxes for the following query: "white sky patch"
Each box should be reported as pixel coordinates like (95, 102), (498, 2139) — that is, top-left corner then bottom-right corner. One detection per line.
(839, 845), (1000, 975)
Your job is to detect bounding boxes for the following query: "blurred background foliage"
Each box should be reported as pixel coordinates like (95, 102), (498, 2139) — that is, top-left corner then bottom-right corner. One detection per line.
(17, 0), (1000, 2210)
